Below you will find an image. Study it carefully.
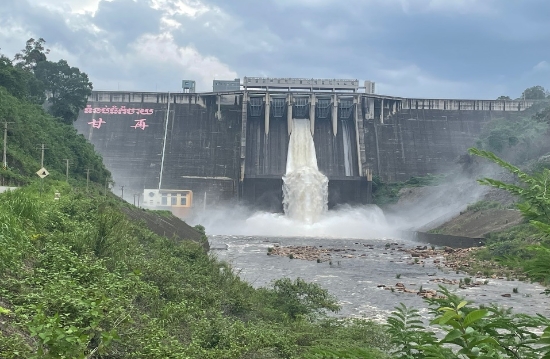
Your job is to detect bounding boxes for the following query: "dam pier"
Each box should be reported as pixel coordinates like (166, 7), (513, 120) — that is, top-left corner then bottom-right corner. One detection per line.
(74, 77), (535, 215)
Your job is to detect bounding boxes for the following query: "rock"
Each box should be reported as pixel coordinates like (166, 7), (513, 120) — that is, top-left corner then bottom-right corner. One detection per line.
(501, 293), (512, 297)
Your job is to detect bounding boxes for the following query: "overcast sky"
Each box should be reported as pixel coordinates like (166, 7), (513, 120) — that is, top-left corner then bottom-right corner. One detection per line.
(1, 0), (549, 98)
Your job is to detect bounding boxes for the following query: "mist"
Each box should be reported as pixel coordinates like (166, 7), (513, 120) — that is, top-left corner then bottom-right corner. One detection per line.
(186, 203), (397, 239)
(383, 175), (489, 232)
(184, 162), (501, 240)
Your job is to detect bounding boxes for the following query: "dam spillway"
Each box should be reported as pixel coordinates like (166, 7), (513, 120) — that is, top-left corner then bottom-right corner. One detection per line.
(73, 89), (536, 214)
(283, 118), (328, 223)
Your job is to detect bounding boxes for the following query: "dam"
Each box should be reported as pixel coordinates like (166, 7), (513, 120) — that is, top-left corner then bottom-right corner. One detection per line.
(73, 77), (536, 214)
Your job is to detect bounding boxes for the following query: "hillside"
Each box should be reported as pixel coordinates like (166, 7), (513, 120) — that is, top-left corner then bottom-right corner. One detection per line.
(0, 86), (109, 186)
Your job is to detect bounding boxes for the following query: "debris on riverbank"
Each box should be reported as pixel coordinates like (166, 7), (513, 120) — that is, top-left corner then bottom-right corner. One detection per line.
(267, 244), (359, 262)
(266, 243), (525, 299)
(267, 243), (522, 280)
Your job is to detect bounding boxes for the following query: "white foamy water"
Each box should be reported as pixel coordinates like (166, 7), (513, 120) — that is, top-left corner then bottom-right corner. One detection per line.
(189, 203), (398, 239)
(283, 118), (328, 223)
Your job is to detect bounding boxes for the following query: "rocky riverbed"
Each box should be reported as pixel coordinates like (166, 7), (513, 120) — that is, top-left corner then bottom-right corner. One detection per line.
(211, 235), (550, 320)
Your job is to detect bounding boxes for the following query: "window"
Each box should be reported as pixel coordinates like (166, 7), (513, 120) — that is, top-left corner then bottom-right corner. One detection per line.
(180, 196), (187, 206)
(171, 196), (177, 205)
(161, 195), (167, 205)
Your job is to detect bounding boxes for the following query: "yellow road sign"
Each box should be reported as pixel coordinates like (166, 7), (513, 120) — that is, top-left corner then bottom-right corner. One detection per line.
(36, 167), (49, 179)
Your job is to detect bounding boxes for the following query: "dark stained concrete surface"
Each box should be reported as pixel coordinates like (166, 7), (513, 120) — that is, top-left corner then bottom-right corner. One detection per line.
(74, 92), (528, 213)
(363, 110), (515, 182)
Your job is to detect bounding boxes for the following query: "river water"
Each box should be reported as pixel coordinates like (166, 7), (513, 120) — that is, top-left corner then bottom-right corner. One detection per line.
(210, 234), (550, 321)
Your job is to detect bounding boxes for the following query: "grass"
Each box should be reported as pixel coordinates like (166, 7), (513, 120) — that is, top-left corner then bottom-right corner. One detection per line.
(0, 182), (392, 358)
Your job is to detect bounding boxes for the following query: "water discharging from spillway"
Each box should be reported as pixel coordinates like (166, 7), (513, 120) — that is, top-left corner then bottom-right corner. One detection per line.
(342, 120), (354, 176)
(282, 119), (329, 223)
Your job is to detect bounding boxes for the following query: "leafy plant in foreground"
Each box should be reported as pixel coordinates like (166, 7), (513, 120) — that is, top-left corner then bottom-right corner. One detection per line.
(469, 147), (550, 283)
(387, 287), (549, 358)
(386, 303), (437, 358)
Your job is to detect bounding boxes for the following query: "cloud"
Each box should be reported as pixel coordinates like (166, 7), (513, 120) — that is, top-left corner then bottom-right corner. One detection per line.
(397, 0), (496, 15)
(32, 0), (101, 14)
(128, 32), (237, 91)
(374, 64), (473, 98)
(533, 61), (550, 72)
(0, 0), (548, 97)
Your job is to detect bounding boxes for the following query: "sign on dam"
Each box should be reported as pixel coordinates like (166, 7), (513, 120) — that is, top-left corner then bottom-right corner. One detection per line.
(74, 85), (535, 215)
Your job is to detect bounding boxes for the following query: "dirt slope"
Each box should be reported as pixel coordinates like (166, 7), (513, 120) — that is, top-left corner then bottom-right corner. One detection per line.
(432, 208), (524, 238)
(120, 206), (208, 250)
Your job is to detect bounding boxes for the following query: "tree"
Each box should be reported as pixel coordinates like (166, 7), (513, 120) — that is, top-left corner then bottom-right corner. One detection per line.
(13, 38), (50, 71)
(269, 278), (340, 319)
(34, 60), (93, 124)
(521, 85), (547, 100)
(496, 95), (511, 100)
(467, 147), (550, 300)
(0, 55), (46, 104)
(469, 147), (550, 231)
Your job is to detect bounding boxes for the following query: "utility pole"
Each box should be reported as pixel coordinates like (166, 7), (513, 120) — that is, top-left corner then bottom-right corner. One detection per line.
(104, 177), (110, 196)
(133, 193), (137, 206)
(120, 185), (125, 200)
(37, 144), (48, 168)
(2, 121), (14, 170)
(63, 159), (70, 182)
(85, 168), (91, 192)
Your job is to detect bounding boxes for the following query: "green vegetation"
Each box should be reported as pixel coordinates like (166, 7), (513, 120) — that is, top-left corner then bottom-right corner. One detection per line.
(5, 38), (93, 124)
(0, 39), (105, 187)
(465, 200), (504, 213)
(0, 184), (394, 358)
(0, 86), (109, 186)
(387, 287), (550, 358)
(521, 85), (549, 100)
(468, 147), (550, 284)
(474, 98), (550, 164)
(498, 85), (549, 101)
(372, 173), (447, 205)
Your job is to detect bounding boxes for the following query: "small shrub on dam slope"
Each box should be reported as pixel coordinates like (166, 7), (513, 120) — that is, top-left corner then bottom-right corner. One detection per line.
(372, 174), (447, 205)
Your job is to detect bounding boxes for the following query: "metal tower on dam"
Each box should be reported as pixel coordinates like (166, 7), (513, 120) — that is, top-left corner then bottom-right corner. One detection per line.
(74, 77), (536, 214)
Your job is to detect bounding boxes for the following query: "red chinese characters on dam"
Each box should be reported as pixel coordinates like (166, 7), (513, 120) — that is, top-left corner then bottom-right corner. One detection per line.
(84, 105), (154, 115)
(131, 119), (149, 130)
(88, 118), (106, 129)
(88, 117), (150, 130)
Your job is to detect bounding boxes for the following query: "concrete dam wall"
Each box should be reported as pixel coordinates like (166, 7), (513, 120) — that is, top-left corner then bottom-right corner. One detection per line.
(74, 92), (242, 210)
(74, 91), (534, 213)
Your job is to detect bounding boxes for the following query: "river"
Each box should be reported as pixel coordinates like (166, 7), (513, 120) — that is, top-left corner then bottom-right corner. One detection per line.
(210, 234), (550, 321)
